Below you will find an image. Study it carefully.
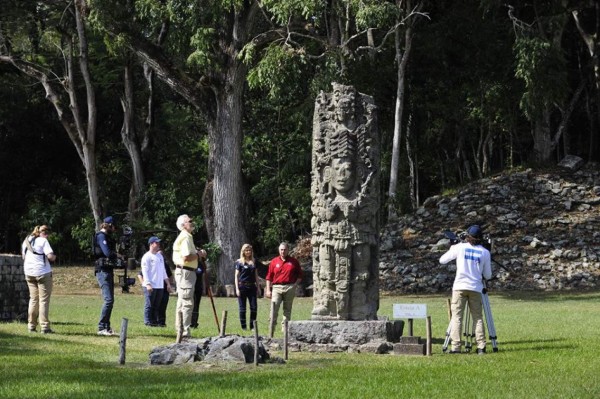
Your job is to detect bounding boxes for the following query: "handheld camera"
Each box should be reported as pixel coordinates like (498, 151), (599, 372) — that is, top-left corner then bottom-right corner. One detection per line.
(443, 229), (492, 252)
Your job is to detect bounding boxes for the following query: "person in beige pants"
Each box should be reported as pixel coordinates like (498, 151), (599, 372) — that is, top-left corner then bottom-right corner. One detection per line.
(265, 242), (303, 337)
(440, 225), (492, 354)
(22, 225), (56, 334)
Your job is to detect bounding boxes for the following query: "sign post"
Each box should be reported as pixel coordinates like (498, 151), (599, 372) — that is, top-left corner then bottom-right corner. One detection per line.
(393, 304), (432, 356)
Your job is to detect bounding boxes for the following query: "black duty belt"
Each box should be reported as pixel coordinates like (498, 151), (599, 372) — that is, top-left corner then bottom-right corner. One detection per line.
(176, 265), (196, 271)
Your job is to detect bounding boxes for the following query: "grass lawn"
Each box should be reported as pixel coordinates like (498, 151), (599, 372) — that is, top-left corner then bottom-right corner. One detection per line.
(1, 266), (599, 398)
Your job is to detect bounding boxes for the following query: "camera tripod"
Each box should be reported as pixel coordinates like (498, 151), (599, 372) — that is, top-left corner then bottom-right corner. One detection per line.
(442, 283), (498, 353)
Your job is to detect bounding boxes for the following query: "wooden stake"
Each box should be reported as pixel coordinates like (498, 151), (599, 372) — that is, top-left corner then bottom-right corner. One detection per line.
(426, 316), (432, 356)
(220, 310), (227, 337)
(284, 319), (289, 360)
(176, 311), (183, 343)
(119, 318), (128, 365)
(253, 321), (259, 366)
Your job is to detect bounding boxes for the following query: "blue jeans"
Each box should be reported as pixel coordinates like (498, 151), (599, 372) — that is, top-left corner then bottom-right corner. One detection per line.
(143, 286), (164, 326)
(96, 271), (114, 331)
(237, 284), (258, 329)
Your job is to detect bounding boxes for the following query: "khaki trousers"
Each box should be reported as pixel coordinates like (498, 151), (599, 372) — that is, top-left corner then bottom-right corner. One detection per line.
(26, 272), (53, 331)
(174, 268), (196, 337)
(269, 283), (296, 337)
(450, 289), (486, 351)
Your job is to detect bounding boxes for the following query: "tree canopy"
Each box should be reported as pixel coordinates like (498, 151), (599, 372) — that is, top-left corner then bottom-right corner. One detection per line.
(1, 0), (598, 286)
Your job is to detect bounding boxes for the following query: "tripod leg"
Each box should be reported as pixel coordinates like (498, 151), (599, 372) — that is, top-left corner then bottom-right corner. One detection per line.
(462, 302), (472, 352)
(442, 320), (452, 353)
(481, 292), (498, 352)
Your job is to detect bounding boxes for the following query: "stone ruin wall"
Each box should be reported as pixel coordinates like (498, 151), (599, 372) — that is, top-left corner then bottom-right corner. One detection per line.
(0, 254), (28, 321)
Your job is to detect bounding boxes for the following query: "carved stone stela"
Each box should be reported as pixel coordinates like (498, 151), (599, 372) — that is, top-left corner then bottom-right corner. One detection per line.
(310, 83), (380, 321)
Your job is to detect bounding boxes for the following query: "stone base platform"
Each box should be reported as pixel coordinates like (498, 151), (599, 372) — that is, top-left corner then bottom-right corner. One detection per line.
(393, 336), (426, 355)
(288, 320), (404, 354)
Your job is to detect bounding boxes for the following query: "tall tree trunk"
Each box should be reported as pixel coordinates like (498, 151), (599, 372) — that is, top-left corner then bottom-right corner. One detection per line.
(206, 69), (248, 286)
(73, 0), (101, 226)
(405, 113), (418, 210)
(388, 0), (416, 221)
(572, 5), (600, 160)
(120, 59), (146, 220)
(533, 110), (553, 162)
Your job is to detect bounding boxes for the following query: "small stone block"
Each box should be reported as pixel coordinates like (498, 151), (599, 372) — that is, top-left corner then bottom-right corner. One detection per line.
(398, 336), (421, 345)
(393, 342), (426, 356)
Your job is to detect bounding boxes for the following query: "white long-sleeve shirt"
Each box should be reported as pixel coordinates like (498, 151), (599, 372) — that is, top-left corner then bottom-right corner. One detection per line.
(439, 242), (492, 292)
(141, 251), (168, 289)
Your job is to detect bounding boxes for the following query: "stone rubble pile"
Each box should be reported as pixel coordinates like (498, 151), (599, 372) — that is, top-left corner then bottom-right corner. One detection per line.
(149, 335), (273, 365)
(379, 164), (600, 293)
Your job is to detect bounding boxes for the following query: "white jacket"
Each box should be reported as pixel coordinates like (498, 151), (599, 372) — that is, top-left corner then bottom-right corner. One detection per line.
(440, 242), (492, 292)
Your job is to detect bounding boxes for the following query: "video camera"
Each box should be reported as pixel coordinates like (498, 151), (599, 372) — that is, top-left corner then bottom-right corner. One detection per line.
(100, 257), (127, 270)
(117, 225), (138, 292)
(118, 225), (134, 254)
(443, 229), (492, 252)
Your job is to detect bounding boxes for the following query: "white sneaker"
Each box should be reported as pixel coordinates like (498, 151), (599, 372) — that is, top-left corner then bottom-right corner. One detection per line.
(97, 329), (114, 336)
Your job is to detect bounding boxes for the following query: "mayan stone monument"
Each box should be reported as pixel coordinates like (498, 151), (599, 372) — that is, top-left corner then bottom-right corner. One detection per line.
(288, 84), (403, 353)
(310, 82), (380, 320)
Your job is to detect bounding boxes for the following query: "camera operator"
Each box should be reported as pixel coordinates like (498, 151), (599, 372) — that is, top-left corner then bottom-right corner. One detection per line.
(439, 225), (492, 355)
(93, 216), (124, 336)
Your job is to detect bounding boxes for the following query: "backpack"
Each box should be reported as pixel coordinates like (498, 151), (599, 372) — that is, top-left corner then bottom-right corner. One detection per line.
(92, 232), (104, 258)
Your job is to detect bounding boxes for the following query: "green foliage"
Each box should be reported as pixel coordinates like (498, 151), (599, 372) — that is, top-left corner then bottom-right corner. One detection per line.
(19, 184), (90, 263)
(202, 241), (222, 264)
(187, 27), (217, 69)
(247, 45), (307, 100)
(316, 55), (346, 86)
(242, 87), (313, 251)
(261, 0), (325, 24)
(70, 216), (96, 259)
(354, 1), (398, 31)
(514, 37), (568, 120)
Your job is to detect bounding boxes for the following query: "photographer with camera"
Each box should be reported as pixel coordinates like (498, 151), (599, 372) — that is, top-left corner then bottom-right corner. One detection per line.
(439, 225), (492, 355)
(93, 216), (124, 336)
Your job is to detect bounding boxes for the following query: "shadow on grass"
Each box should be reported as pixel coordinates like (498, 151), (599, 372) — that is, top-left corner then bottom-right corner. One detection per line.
(496, 343), (578, 352)
(492, 290), (600, 302)
(52, 321), (85, 326)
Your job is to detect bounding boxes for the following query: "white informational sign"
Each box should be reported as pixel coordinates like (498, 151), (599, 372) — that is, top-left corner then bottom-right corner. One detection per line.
(393, 303), (427, 319)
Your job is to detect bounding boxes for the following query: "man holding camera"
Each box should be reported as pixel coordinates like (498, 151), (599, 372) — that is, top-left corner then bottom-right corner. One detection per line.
(93, 216), (124, 336)
(439, 225), (492, 354)
(172, 214), (206, 339)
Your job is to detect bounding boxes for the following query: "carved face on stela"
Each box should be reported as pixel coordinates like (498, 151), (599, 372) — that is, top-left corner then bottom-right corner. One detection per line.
(333, 87), (356, 127)
(331, 157), (355, 194)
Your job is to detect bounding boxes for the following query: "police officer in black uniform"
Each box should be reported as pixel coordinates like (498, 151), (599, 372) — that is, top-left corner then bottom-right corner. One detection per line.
(93, 216), (123, 336)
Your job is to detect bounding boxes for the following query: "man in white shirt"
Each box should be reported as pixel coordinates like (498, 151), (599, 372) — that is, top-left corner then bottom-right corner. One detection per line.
(439, 225), (492, 354)
(141, 236), (172, 326)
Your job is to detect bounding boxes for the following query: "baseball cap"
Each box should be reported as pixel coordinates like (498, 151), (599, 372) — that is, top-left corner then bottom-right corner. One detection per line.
(104, 216), (114, 224)
(148, 236), (161, 245)
(467, 225), (482, 238)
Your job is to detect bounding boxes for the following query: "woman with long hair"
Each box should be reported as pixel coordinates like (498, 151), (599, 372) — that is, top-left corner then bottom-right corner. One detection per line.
(21, 225), (57, 333)
(234, 243), (259, 330)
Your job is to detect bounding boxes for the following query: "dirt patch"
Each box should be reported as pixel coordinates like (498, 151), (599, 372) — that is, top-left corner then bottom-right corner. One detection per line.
(52, 266), (144, 295)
